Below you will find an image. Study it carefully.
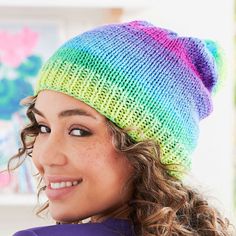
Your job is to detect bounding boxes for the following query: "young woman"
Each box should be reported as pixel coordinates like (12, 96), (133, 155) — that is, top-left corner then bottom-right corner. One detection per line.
(9, 20), (234, 235)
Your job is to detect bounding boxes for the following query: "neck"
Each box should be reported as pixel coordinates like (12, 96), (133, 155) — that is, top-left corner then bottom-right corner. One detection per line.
(90, 203), (131, 223)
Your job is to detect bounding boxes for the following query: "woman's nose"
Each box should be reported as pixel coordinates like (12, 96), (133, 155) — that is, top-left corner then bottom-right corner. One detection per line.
(36, 133), (67, 167)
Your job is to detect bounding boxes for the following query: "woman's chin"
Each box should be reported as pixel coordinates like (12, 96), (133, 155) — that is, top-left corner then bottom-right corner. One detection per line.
(50, 208), (75, 223)
(50, 207), (88, 223)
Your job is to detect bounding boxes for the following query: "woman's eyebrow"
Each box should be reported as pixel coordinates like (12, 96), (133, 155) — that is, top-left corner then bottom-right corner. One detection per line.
(32, 107), (96, 120)
(59, 109), (97, 120)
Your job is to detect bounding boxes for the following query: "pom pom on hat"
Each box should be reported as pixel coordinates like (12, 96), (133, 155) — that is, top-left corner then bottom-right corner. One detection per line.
(35, 20), (223, 179)
(204, 39), (226, 94)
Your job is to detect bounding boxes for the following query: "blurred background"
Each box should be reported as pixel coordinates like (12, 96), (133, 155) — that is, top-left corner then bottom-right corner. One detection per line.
(0, 0), (235, 235)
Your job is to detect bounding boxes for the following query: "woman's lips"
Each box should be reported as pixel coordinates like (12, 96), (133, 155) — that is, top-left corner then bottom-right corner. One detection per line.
(44, 176), (83, 201)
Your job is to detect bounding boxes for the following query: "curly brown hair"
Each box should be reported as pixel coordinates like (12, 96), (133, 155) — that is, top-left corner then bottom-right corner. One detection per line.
(8, 96), (234, 236)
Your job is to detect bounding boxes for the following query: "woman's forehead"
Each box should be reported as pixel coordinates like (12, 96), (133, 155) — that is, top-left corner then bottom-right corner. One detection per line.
(35, 90), (105, 121)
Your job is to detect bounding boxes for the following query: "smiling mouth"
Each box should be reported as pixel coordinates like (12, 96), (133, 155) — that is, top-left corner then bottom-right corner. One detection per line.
(50, 180), (80, 189)
(48, 178), (83, 190)
(44, 176), (83, 200)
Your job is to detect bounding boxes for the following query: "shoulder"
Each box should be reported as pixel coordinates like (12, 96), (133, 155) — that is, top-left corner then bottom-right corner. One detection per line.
(13, 218), (135, 236)
(12, 224), (117, 236)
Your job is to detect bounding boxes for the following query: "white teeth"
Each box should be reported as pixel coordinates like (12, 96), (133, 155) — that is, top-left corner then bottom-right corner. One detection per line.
(50, 180), (81, 189)
(51, 183), (61, 189)
(66, 181), (72, 187)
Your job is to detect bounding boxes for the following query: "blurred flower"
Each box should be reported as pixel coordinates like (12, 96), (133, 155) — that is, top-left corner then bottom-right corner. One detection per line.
(0, 27), (38, 67)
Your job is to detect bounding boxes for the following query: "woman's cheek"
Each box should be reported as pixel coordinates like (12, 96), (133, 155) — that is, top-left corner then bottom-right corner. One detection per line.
(31, 138), (44, 173)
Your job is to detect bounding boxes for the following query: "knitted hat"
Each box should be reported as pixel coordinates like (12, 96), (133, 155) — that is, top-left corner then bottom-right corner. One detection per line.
(35, 20), (223, 179)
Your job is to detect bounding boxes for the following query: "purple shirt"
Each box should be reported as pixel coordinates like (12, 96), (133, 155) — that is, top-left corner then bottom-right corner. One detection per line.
(13, 218), (136, 236)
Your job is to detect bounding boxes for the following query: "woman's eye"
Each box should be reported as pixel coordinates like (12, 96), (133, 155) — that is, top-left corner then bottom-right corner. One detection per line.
(37, 125), (51, 134)
(69, 128), (91, 137)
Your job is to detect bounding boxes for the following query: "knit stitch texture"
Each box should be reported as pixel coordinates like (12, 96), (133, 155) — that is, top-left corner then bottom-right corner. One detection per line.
(35, 20), (223, 179)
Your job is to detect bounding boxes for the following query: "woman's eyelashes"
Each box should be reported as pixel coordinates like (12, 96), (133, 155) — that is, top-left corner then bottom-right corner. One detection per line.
(69, 127), (92, 137)
(36, 124), (92, 137)
(37, 124), (50, 134)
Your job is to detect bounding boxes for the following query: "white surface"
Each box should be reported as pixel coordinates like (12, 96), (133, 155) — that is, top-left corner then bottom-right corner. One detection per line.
(0, 0), (155, 8)
(0, 194), (36, 205)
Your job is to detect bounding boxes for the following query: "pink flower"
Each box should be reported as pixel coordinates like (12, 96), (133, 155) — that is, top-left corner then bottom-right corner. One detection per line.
(0, 27), (38, 67)
(0, 172), (12, 187)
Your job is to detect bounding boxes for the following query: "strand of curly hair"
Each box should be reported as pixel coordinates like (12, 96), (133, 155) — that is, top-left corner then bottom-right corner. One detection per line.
(7, 96), (234, 236)
(107, 121), (234, 235)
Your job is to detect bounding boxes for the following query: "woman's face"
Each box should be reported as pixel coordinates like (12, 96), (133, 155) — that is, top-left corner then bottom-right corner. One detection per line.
(32, 90), (134, 222)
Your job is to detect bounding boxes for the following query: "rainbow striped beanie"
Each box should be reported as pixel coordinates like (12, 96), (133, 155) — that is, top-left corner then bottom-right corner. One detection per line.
(35, 20), (223, 179)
